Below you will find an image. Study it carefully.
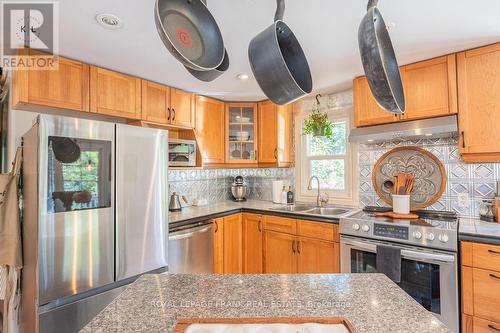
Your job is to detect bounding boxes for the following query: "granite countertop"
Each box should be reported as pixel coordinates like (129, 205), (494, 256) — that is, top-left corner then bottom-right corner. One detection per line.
(169, 200), (500, 245)
(459, 217), (500, 245)
(168, 200), (354, 225)
(81, 273), (451, 333)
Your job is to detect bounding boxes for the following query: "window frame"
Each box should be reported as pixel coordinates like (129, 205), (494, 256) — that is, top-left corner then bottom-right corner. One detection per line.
(295, 105), (358, 206)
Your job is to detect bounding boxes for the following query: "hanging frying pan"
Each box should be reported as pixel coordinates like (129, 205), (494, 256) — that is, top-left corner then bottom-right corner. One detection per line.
(49, 137), (81, 164)
(248, 0), (312, 105)
(155, 0), (225, 71)
(185, 48), (229, 82)
(358, 0), (405, 114)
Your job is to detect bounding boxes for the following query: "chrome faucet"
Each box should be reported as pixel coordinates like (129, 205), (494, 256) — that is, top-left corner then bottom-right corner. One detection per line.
(307, 176), (328, 207)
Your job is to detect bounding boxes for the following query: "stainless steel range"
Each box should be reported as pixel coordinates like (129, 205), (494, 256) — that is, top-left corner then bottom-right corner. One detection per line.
(340, 207), (459, 333)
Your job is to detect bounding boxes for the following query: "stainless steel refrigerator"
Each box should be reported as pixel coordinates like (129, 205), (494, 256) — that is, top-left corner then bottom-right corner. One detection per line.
(21, 115), (168, 333)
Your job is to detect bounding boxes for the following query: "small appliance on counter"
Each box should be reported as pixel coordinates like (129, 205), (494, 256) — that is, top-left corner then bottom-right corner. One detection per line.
(231, 175), (247, 202)
(169, 192), (182, 211)
(479, 199), (496, 222)
(168, 139), (196, 167)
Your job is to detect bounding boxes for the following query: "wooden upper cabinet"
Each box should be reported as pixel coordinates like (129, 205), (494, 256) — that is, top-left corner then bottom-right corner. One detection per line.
(402, 54), (457, 120)
(257, 100), (294, 167)
(222, 214), (243, 274)
(297, 238), (339, 274)
(141, 80), (170, 124)
(170, 88), (194, 128)
(90, 66), (141, 119)
(226, 103), (258, 164)
(242, 214), (263, 274)
(12, 54), (90, 112)
(263, 230), (296, 274)
(353, 76), (399, 127)
(194, 96), (225, 165)
(457, 43), (500, 162)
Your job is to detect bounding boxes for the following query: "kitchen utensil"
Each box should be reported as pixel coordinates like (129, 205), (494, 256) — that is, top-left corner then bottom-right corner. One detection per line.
(358, 0), (405, 114)
(374, 211), (419, 219)
(392, 194), (410, 214)
(169, 192), (182, 211)
(236, 116), (251, 123)
(155, 0), (225, 72)
(495, 197), (500, 222)
(49, 137), (81, 163)
(231, 149), (241, 158)
(231, 176), (247, 202)
(185, 48), (229, 82)
(242, 151), (251, 159)
(236, 131), (250, 141)
(248, 0), (312, 105)
(372, 147), (446, 210)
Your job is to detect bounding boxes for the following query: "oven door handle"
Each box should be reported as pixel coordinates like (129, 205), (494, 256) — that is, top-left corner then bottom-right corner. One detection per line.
(342, 240), (456, 263)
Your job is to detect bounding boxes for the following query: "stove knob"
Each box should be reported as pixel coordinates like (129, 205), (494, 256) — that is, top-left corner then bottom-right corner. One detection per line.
(438, 234), (449, 243)
(413, 231), (422, 239)
(426, 233), (435, 241)
(352, 223), (360, 231)
(361, 225), (370, 232)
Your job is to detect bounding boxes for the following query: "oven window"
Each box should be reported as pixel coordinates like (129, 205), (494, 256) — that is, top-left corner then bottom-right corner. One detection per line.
(351, 249), (441, 314)
(47, 136), (112, 213)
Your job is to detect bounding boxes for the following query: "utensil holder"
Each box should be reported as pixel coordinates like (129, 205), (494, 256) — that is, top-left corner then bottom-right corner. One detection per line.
(392, 195), (410, 214)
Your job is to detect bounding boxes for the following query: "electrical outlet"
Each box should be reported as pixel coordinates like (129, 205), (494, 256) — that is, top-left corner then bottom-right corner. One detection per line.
(458, 193), (469, 208)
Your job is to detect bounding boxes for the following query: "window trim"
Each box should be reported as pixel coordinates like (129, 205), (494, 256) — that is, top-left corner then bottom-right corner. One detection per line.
(295, 105), (359, 206)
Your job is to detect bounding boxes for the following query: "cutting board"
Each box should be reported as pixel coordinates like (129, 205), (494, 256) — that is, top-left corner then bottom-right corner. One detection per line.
(174, 318), (356, 333)
(374, 212), (419, 219)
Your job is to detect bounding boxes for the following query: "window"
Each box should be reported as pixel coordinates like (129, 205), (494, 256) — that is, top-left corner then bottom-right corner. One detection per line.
(296, 106), (357, 205)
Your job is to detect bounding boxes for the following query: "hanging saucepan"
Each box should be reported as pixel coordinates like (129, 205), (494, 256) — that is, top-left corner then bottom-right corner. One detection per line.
(358, 0), (405, 114)
(185, 48), (229, 82)
(155, 0), (225, 71)
(49, 137), (81, 164)
(248, 0), (312, 105)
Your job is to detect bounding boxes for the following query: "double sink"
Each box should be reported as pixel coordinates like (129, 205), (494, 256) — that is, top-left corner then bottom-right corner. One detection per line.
(270, 204), (353, 218)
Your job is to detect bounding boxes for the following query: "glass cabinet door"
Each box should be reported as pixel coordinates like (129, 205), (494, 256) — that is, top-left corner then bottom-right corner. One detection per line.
(227, 103), (257, 163)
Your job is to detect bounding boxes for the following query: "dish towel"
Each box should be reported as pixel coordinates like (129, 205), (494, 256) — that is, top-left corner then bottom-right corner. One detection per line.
(376, 244), (402, 283)
(0, 148), (23, 333)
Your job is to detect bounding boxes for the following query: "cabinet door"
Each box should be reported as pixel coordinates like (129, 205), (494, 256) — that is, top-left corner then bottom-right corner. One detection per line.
(353, 76), (399, 127)
(170, 88), (194, 128)
(242, 214), (263, 274)
(263, 231), (296, 273)
(141, 80), (170, 124)
(90, 67), (141, 119)
(213, 218), (224, 273)
(276, 104), (293, 167)
(457, 43), (500, 159)
(226, 103), (258, 164)
(13, 55), (90, 112)
(223, 214), (243, 274)
(472, 268), (500, 321)
(402, 55), (457, 120)
(195, 96), (225, 165)
(297, 238), (339, 273)
(257, 100), (278, 164)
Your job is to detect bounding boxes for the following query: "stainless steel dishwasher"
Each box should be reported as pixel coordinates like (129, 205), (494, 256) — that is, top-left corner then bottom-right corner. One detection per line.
(168, 220), (214, 273)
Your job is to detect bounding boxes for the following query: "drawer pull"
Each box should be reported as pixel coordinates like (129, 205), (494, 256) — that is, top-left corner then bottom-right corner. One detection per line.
(489, 273), (500, 280)
(488, 324), (500, 332)
(488, 249), (500, 255)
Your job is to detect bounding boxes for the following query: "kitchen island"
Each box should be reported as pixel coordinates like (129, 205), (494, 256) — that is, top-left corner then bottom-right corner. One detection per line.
(81, 273), (451, 333)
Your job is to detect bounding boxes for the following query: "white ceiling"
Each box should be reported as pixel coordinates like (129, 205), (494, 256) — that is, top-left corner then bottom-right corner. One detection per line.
(59, 0), (500, 101)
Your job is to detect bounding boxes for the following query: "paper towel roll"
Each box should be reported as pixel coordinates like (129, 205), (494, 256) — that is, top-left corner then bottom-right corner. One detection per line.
(272, 180), (284, 204)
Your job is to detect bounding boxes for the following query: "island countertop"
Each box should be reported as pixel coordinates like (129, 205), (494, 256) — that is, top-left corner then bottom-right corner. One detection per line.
(81, 273), (451, 333)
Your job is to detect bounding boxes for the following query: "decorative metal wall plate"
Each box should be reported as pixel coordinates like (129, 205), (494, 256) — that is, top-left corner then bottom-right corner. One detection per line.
(372, 147), (447, 210)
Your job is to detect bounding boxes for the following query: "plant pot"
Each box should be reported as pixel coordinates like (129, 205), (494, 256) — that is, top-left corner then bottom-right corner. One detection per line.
(312, 126), (326, 137)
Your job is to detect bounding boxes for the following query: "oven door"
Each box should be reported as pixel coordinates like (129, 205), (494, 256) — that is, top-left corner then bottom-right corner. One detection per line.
(340, 235), (458, 333)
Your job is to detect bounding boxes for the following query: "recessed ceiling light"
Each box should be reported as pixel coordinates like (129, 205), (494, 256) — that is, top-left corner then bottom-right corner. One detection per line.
(367, 139), (374, 142)
(425, 133), (433, 136)
(95, 13), (123, 29)
(236, 73), (249, 80)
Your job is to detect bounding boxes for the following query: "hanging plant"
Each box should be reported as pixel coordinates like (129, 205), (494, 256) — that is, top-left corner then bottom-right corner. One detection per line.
(302, 94), (334, 139)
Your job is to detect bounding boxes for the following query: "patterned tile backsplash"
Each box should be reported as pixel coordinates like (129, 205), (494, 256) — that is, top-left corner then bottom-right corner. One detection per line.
(168, 168), (295, 203)
(358, 135), (500, 218)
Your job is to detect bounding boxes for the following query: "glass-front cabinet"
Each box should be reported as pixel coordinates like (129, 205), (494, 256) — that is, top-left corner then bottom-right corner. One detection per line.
(226, 103), (258, 164)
